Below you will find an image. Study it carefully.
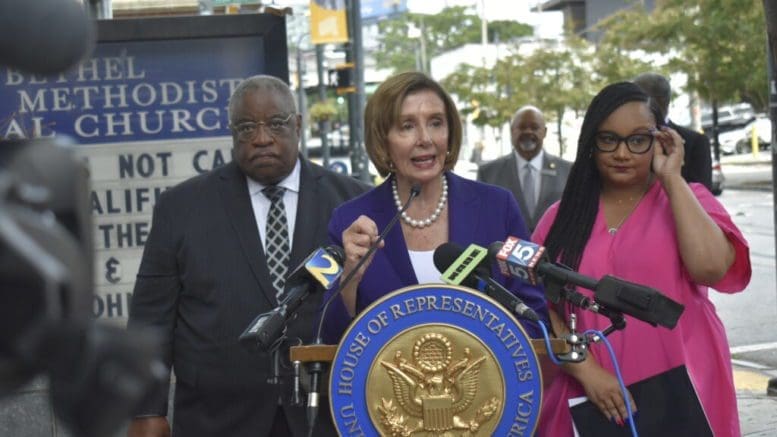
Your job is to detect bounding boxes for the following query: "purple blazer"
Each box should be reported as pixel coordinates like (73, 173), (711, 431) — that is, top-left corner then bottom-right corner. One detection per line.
(318, 172), (548, 344)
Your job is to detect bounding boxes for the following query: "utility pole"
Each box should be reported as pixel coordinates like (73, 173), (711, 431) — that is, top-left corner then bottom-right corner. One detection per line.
(296, 34), (308, 158)
(480, 0), (488, 68)
(763, 0), (777, 396)
(419, 16), (428, 74)
(346, 0), (371, 183)
(315, 44), (330, 169)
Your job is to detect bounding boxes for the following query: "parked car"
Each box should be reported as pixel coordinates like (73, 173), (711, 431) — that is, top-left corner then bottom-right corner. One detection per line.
(701, 103), (757, 155)
(734, 115), (772, 154)
(718, 128), (747, 155)
(701, 103), (755, 132)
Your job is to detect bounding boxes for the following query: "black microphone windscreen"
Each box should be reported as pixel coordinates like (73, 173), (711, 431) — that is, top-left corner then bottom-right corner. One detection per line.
(326, 245), (345, 264)
(0, 0), (95, 74)
(432, 242), (464, 273)
(487, 241), (504, 259)
(410, 184), (422, 197)
(595, 276), (684, 329)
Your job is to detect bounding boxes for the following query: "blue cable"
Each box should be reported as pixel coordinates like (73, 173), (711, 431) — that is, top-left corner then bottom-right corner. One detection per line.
(537, 321), (638, 436)
(538, 320), (564, 365)
(584, 329), (638, 437)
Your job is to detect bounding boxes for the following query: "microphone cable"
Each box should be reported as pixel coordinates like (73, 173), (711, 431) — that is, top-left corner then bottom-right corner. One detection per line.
(538, 320), (638, 436)
(314, 183), (420, 342)
(307, 181), (420, 437)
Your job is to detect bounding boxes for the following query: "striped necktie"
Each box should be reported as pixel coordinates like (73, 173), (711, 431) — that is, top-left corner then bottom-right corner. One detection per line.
(262, 185), (290, 302)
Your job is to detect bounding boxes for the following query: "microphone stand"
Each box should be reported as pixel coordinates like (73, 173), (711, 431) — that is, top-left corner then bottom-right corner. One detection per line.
(304, 182), (421, 437)
(546, 280), (627, 361)
(266, 333), (286, 387)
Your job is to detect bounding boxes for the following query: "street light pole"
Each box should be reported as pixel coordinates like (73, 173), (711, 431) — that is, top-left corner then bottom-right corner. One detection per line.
(296, 34), (308, 158)
(763, 0), (777, 397)
(347, 0), (371, 183)
(315, 44), (331, 169)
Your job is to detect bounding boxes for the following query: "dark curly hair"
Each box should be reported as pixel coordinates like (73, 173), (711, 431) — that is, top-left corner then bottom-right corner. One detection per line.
(543, 82), (661, 270)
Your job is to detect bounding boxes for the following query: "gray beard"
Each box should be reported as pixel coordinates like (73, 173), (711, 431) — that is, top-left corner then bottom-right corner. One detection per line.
(518, 138), (538, 152)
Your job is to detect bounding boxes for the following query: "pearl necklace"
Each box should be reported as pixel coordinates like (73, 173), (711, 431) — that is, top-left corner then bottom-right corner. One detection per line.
(392, 176), (448, 228)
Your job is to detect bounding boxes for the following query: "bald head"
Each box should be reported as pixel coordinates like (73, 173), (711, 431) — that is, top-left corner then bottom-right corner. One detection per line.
(510, 105), (547, 160)
(228, 74), (296, 123)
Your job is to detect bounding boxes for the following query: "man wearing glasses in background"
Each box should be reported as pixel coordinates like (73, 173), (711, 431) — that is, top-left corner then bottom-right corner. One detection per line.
(127, 75), (368, 437)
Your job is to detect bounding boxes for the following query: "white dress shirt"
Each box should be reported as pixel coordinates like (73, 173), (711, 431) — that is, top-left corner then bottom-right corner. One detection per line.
(514, 149), (544, 204)
(247, 158), (301, 250)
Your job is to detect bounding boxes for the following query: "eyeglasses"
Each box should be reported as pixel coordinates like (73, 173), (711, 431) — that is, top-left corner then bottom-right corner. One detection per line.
(594, 131), (654, 154)
(231, 113), (295, 141)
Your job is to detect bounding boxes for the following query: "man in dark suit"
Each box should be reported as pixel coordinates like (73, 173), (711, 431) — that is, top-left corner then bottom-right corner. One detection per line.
(126, 75), (368, 437)
(477, 105), (571, 232)
(633, 72), (712, 191)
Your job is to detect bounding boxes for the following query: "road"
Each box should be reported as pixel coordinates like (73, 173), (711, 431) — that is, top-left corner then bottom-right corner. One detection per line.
(712, 186), (777, 368)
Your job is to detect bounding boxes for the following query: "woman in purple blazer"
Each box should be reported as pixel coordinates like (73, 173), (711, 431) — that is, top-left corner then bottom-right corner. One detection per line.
(319, 72), (548, 344)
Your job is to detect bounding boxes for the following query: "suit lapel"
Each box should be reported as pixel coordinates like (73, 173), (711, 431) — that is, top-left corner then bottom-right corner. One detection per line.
(536, 155), (558, 219)
(216, 162), (277, 306)
(448, 173), (481, 248)
(374, 178), (418, 285)
(290, 159), (321, 268)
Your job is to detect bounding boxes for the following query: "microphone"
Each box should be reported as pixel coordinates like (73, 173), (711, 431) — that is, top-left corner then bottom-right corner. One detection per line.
(238, 245), (345, 350)
(314, 182), (421, 341)
(308, 182), (420, 437)
(433, 242), (540, 322)
(491, 237), (597, 295)
(491, 237), (684, 329)
(0, 0), (95, 74)
(594, 275), (684, 329)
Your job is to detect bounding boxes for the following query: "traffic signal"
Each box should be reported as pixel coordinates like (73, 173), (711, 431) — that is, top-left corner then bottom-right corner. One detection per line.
(328, 63), (355, 95)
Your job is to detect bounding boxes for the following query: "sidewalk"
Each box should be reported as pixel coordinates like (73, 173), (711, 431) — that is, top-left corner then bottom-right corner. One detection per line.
(720, 151), (772, 166)
(734, 365), (777, 436)
(719, 152), (773, 191)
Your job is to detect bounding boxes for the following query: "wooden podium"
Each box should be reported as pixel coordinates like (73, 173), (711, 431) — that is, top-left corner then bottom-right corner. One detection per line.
(309, 285), (564, 434)
(291, 338), (568, 363)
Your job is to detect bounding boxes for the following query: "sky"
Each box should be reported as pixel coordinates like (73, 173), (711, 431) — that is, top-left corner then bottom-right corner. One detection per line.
(406, 0), (563, 38)
(278, 0), (563, 38)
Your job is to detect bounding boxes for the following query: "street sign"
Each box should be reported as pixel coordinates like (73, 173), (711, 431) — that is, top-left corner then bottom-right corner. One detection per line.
(362, 0), (407, 21)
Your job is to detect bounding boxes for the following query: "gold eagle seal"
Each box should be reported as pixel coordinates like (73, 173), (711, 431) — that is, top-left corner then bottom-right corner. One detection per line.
(366, 324), (504, 436)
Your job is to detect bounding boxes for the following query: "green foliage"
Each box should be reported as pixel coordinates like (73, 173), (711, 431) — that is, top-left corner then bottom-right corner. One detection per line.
(489, 20), (534, 43)
(374, 6), (533, 74)
(442, 34), (600, 157)
(309, 100), (338, 122)
(380, 0), (768, 159)
(597, 0), (768, 110)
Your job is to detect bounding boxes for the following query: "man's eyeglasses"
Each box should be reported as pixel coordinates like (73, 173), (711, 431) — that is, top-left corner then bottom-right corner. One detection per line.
(231, 113), (295, 141)
(594, 131), (654, 154)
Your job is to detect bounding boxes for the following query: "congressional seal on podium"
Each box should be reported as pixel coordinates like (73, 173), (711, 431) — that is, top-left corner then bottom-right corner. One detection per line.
(329, 284), (542, 436)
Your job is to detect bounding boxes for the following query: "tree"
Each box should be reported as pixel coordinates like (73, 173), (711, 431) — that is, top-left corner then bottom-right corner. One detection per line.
(589, 41), (666, 90)
(442, 35), (598, 158)
(489, 20), (534, 43)
(597, 0), (768, 111)
(512, 36), (601, 157)
(373, 6), (533, 74)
